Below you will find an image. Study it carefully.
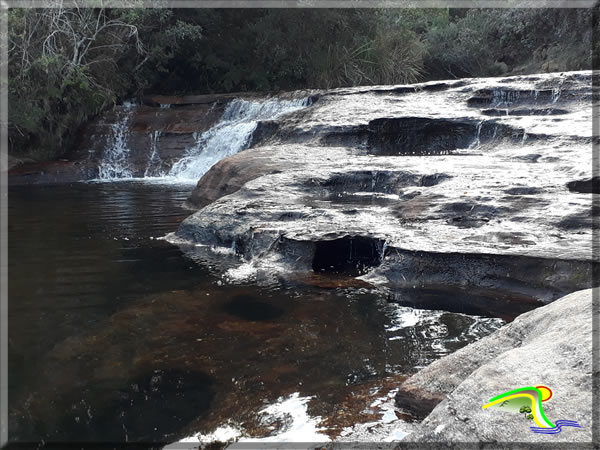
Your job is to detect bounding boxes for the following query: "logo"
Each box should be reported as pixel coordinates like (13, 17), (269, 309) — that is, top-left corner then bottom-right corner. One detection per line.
(482, 385), (581, 434)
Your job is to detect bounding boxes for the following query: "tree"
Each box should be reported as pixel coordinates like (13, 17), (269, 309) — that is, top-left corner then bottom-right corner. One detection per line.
(8, 1), (147, 157)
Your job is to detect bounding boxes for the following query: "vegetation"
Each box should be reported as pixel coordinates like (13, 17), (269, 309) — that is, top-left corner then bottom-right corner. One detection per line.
(520, 405), (534, 420)
(7, 6), (598, 159)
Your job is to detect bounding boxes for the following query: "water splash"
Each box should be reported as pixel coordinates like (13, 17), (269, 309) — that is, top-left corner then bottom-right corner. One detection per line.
(95, 97), (311, 184)
(97, 101), (135, 180)
(144, 131), (164, 177)
(167, 97), (311, 182)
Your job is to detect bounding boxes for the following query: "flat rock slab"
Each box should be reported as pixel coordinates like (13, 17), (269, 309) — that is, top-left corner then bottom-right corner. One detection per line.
(173, 72), (596, 311)
(398, 288), (595, 444)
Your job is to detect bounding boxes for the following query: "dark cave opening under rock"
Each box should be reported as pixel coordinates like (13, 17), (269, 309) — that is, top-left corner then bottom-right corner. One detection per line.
(312, 236), (386, 276)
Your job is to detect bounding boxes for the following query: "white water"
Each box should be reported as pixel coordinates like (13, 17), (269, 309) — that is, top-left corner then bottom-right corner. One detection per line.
(167, 97), (310, 183)
(143, 131), (164, 177)
(171, 393), (330, 447)
(97, 101), (135, 180)
(96, 97), (311, 184)
(171, 389), (412, 447)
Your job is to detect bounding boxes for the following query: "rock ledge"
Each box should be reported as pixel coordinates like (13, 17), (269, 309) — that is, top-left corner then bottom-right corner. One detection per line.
(397, 288), (595, 443)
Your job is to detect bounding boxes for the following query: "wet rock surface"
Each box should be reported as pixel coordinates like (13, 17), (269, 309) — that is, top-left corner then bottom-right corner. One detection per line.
(8, 94), (238, 184)
(397, 288), (594, 443)
(173, 72), (596, 316)
(567, 176), (600, 194)
(8, 72), (596, 445)
(7, 159), (91, 185)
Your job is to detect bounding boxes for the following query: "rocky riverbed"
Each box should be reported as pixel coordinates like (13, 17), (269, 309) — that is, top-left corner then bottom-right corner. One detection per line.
(7, 71), (597, 446)
(171, 71), (597, 319)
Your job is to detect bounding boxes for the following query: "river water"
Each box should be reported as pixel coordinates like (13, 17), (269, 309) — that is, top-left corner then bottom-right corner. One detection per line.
(8, 181), (504, 445)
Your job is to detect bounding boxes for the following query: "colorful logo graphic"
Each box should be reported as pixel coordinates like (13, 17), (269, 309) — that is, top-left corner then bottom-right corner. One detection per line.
(482, 386), (581, 434)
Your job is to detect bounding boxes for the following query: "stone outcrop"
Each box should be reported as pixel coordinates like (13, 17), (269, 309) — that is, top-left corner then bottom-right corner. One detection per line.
(9, 72), (596, 316)
(185, 146), (291, 209)
(397, 288), (595, 443)
(174, 72), (596, 317)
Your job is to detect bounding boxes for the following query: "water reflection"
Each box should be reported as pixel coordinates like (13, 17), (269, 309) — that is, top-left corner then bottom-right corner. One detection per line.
(8, 183), (503, 445)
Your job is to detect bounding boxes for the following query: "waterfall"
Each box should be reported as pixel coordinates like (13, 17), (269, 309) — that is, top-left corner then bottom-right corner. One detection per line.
(552, 87), (561, 103)
(97, 101), (135, 180)
(144, 131), (164, 177)
(166, 97), (311, 183)
(95, 96), (311, 183)
(492, 88), (521, 106)
(470, 120), (484, 148)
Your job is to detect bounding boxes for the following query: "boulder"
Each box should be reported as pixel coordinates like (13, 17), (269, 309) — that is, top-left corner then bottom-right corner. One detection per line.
(398, 288), (595, 443)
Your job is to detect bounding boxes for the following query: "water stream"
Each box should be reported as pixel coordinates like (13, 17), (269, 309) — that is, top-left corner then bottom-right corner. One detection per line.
(97, 97), (311, 184)
(7, 72), (592, 446)
(8, 183), (503, 445)
(97, 101), (136, 180)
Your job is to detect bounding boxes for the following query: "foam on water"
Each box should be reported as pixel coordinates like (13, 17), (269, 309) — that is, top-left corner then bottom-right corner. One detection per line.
(95, 97), (311, 184)
(239, 393), (329, 443)
(167, 97), (311, 183)
(170, 423), (242, 446)
(171, 393), (329, 447)
(97, 101), (135, 180)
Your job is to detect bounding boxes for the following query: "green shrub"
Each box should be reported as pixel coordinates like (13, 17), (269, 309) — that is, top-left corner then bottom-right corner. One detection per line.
(7, 7), (597, 160)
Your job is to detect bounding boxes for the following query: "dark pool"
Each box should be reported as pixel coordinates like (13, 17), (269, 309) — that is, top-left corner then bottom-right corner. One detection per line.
(7, 182), (503, 445)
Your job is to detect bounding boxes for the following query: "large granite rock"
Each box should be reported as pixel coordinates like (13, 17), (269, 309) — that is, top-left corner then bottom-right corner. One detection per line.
(397, 288), (595, 444)
(174, 72), (597, 316)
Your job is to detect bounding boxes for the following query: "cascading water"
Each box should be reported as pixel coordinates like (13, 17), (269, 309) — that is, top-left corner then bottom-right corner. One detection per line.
(144, 131), (164, 178)
(97, 101), (135, 180)
(166, 97), (311, 182)
(470, 120), (484, 149)
(95, 97), (311, 183)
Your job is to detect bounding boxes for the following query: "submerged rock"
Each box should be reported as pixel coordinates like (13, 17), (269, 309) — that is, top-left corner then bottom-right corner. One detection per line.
(397, 288), (594, 443)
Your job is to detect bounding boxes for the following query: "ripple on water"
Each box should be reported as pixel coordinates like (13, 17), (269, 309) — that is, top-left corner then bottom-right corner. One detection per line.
(8, 182), (504, 444)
